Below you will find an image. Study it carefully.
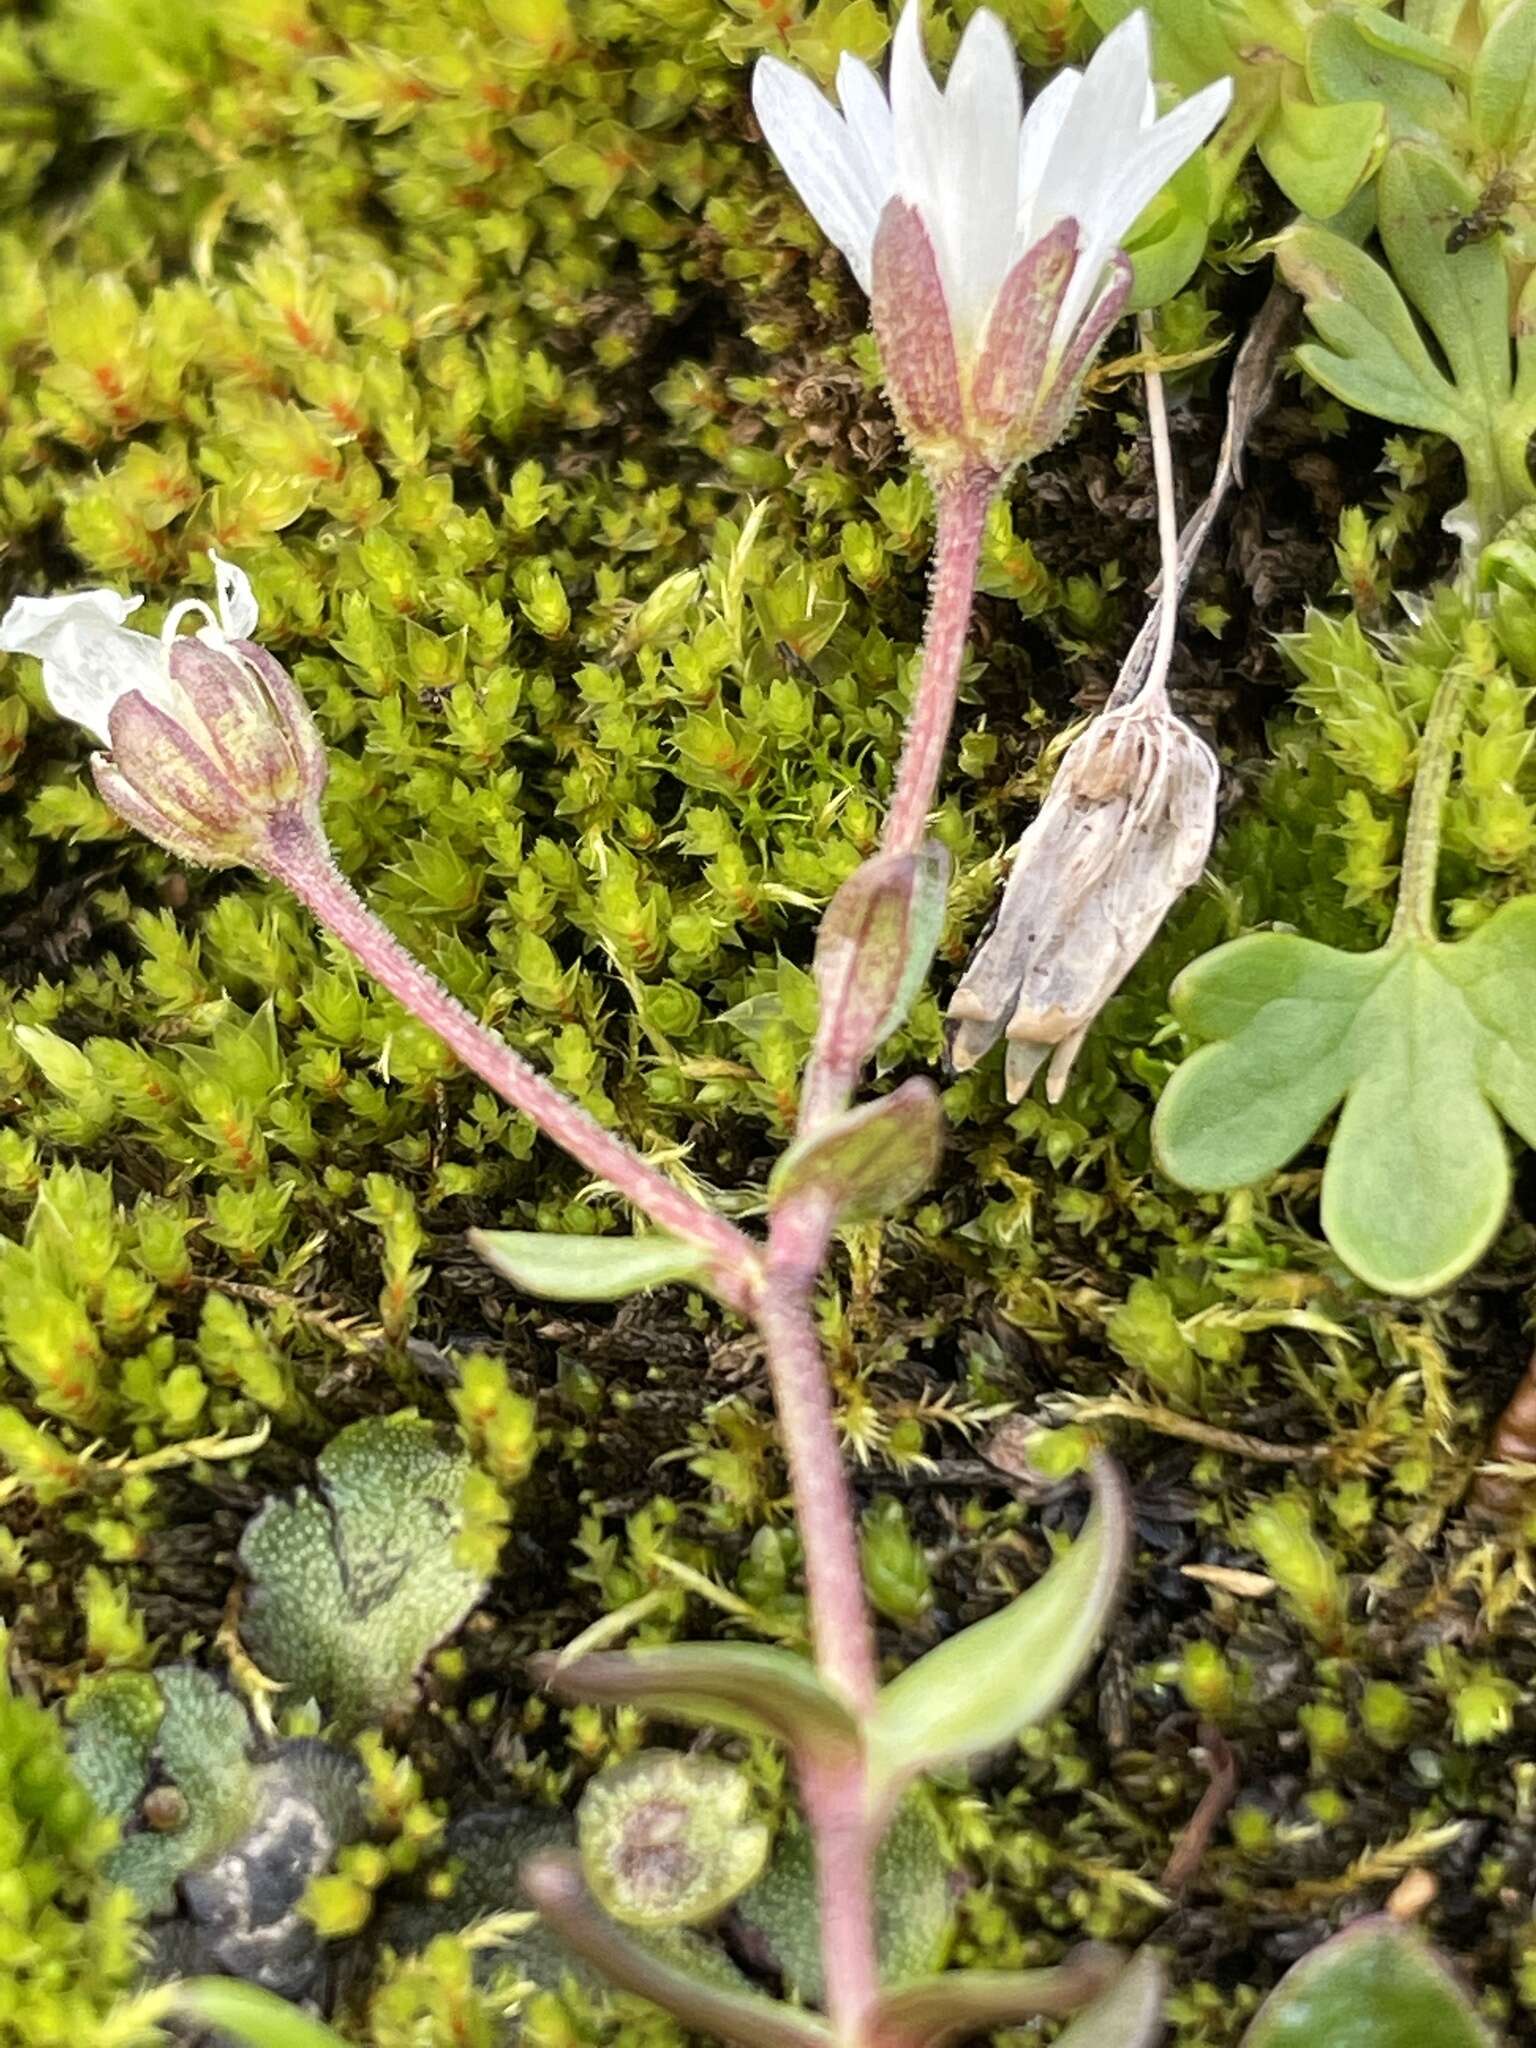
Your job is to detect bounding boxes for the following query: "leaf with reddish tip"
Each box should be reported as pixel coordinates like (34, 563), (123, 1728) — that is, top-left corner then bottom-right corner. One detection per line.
(870, 200), (966, 455)
(811, 844), (951, 1080)
(1242, 1918), (1494, 2048)
(769, 1078), (944, 1226)
(1054, 1950), (1166, 2048)
(871, 1945), (1125, 2048)
(533, 1643), (861, 1766)
(521, 1850), (836, 2048)
(864, 1460), (1130, 1811)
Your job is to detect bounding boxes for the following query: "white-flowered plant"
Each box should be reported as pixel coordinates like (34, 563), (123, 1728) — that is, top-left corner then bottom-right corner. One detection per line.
(753, 5), (1230, 481)
(0, 558), (325, 868)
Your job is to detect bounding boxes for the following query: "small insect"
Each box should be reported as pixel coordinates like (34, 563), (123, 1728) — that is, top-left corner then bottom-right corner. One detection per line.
(1445, 169), (1518, 253)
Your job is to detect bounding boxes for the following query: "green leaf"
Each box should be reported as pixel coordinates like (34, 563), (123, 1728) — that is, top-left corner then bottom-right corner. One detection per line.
(1470, 0), (1536, 152)
(811, 843), (950, 1077)
(875, 1947), (1131, 2048)
(1377, 146), (1511, 416)
(70, 1666), (256, 1915)
(1242, 1917), (1494, 2048)
(174, 1981), (351, 2048)
(1054, 1950), (1167, 2048)
(469, 1226), (711, 1301)
(1275, 222), (1465, 437)
(769, 1078), (944, 1225)
(1124, 149), (1212, 311)
(239, 1413), (489, 1734)
(864, 1459), (1130, 1809)
(1307, 10), (1462, 145)
(532, 1642), (862, 1765)
(521, 1851), (836, 2048)
(1256, 88), (1385, 220)
(735, 1798), (953, 2005)
(1154, 900), (1536, 1295)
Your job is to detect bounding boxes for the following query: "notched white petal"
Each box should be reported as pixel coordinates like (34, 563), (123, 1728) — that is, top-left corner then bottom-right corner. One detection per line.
(211, 551), (260, 640)
(753, 57), (885, 290)
(0, 587), (162, 747)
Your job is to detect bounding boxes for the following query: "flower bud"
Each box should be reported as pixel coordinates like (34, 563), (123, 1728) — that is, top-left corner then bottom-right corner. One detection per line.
(0, 556), (326, 870)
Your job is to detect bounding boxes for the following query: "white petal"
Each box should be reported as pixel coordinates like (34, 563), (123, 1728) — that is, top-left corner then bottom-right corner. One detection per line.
(1054, 73), (1231, 343)
(1015, 67), (1081, 251)
(210, 551), (260, 639)
(889, 0), (949, 251)
(0, 589), (164, 747)
(836, 52), (896, 196)
(753, 57), (885, 290)
(934, 8), (1023, 349)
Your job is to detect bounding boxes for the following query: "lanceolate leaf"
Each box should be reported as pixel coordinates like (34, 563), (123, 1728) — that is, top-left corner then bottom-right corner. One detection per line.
(864, 1459), (1130, 1811)
(532, 1642), (862, 1765)
(469, 1227), (710, 1301)
(870, 1947), (1123, 2048)
(174, 1982), (350, 2048)
(1242, 1918), (1494, 2048)
(1154, 900), (1536, 1296)
(810, 843), (950, 1078)
(769, 1078), (944, 1225)
(520, 1851), (836, 2048)
(1054, 1950), (1167, 2048)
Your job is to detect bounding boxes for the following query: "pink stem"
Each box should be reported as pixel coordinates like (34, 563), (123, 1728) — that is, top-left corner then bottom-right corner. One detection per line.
(880, 475), (993, 859)
(760, 1188), (881, 2041)
(261, 822), (760, 1312)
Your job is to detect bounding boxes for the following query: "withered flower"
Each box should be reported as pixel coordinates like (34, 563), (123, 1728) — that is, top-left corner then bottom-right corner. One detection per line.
(949, 685), (1217, 1101)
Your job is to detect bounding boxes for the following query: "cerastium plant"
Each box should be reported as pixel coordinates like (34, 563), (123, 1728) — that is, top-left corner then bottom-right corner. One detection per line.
(1, 10), (1228, 2045)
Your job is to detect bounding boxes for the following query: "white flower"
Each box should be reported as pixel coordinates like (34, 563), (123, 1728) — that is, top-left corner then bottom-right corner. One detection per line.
(0, 557), (325, 868)
(753, 7), (1230, 476)
(0, 553), (261, 747)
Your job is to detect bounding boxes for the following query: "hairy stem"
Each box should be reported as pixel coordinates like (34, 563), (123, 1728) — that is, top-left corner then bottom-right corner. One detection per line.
(761, 1189), (881, 2041)
(1389, 658), (1477, 947)
(261, 820), (759, 1311)
(881, 475), (992, 858)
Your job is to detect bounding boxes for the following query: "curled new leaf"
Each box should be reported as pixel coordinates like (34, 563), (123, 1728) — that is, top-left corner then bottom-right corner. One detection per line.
(532, 1642), (862, 1767)
(1241, 1917), (1493, 2048)
(469, 1227), (711, 1302)
(864, 1459), (1130, 1813)
(769, 1078), (944, 1225)
(577, 1750), (769, 1928)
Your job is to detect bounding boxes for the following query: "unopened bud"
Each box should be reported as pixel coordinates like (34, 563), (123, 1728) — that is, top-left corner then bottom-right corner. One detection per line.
(0, 557), (326, 870)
